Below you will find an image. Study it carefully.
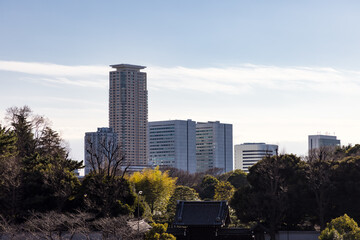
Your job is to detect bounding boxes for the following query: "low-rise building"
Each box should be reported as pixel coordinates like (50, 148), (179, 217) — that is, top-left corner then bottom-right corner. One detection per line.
(234, 143), (278, 173)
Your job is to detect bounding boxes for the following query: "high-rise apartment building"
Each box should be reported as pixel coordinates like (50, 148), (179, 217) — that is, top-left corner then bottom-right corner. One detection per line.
(308, 134), (340, 152)
(196, 121), (233, 173)
(84, 127), (118, 175)
(148, 120), (197, 173)
(109, 64), (148, 165)
(234, 143), (278, 173)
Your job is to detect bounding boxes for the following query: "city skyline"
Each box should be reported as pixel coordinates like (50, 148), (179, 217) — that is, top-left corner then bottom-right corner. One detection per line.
(1, 1), (360, 161)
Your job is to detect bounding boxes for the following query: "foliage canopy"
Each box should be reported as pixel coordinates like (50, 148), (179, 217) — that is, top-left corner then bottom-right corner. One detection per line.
(129, 166), (177, 214)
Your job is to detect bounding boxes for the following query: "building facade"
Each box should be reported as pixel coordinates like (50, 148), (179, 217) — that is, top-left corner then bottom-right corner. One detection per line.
(148, 120), (197, 173)
(196, 121), (233, 173)
(234, 143), (278, 173)
(84, 127), (118, 175)
(308, 134), (341, 152)
(109, 64), (148, 165)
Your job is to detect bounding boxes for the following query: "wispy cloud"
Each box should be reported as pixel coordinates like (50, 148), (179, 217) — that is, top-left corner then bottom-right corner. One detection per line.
(0, 60), (108, 76)
(2, 60), (360, 94)
(22, 77), (108, 88)
(148, 64), (360, 94)
(0, 60), (109, 88)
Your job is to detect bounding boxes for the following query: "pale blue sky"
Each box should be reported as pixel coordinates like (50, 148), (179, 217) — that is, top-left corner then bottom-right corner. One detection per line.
(1, 1), (360, 161)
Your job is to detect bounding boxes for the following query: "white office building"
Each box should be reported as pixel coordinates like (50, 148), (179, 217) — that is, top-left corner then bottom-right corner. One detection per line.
(149, 120), (197, 173)
(234, 143), (278, 173)
(308, 134), (340, 152)
(84, 127), (118, 175)
(196, 121), (233, 173)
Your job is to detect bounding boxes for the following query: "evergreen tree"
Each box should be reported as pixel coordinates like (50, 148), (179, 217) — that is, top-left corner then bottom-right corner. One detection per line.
(199, 175), (219, 200)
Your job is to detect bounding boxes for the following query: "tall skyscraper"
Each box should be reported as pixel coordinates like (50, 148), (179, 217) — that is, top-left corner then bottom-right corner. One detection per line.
(308, 134), (340, 152)
(234, 143), (278, 173)
(196, 121), (233, 173)
(149, 120), (197, 173)
(84, 127), (118, 175)
(109, 64), (148, 165)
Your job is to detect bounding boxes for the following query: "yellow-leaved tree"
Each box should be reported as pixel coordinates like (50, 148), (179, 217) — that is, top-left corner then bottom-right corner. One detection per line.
(129, 166), (177, 214)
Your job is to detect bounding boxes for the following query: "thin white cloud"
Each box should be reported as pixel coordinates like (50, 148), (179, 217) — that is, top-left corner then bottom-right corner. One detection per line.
(23, 77), (108, 88)
(148, 64), (360, 94)
(2, 60), (360, 94)
(0, 60), (108, 76)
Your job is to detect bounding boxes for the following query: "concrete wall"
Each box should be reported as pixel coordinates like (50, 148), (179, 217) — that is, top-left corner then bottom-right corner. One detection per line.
(264, 231), (320, 240)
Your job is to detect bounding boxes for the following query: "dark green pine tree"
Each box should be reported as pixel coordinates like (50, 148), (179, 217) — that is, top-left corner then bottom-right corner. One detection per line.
(11, 112), (35, 158)
(0, 125), (17, 158)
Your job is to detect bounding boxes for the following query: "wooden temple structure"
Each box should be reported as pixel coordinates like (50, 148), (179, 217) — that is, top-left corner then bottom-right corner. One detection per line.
(167, 201), (262, 240)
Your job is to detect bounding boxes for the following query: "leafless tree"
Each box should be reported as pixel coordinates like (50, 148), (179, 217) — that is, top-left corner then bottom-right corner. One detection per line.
(5, 106), (50, 143)
(0, 214), (24, 240)
(23, 211), (96, 240)
(24, 211), (66, 240)
(85, 136), (128, 178)
(2, 211), (146, 240)
(92, 216), (143, 240)
(62, 211), (93, 240)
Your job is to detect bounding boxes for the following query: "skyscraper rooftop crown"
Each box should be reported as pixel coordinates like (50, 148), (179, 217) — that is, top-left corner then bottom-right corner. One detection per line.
(110, 64), (146, 70)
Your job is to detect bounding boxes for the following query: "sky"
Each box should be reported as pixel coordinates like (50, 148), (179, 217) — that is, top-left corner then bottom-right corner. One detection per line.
(1, 0), (360, 161)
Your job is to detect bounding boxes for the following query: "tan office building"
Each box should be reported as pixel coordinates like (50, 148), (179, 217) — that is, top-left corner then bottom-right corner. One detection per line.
(109, 64), (148, 165)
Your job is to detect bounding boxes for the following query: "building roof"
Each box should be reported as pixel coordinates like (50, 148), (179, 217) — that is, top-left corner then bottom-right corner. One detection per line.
(110, 64), (146, 70)
(173, 201), (230, 227)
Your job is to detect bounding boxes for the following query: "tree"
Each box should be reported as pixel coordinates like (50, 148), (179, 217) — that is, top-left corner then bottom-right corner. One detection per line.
(19, 124), (82, 213)
(85, 134), (126, 178)
(79, 174), (137, 217)
(198, 175), (219, 200)
(319, 214), (360, 240)
(36, 127), (67, 159)
(214, 181), (235, 201)
(231, 154), (305, 240)
(2, 106), (82, 216)
(166, 185), (199, 221)
(0, 126), (21, 219)
(334, 144), (360, 159)
(93, 216), (143, 240)
(20, 153), (81, 213)
(163, 167), (223, 189)
(226, 169), (248, 189)
(0, 125), (17, 159)
(6, 106), (35, 158)
(129, 167), (177, 214)
(305, 146), (337, 230)
(332, 156), (360, 224)
(0, 214), (22, 240)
